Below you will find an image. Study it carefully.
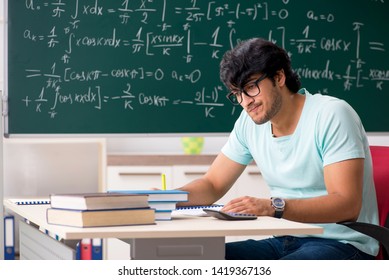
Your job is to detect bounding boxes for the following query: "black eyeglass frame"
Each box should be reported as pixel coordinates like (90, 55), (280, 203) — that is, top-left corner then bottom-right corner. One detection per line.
(226, 74), (267, 105)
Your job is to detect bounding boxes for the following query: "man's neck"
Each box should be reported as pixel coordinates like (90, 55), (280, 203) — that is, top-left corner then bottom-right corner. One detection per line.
(271, 92), (305, 137)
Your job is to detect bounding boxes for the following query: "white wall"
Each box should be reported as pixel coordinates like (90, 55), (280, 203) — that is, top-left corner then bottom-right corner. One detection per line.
(3, 138), (107, 197)
(105, 133), (389, 155)
(367, 133), (389, 146)
(106, 135), (227, 155)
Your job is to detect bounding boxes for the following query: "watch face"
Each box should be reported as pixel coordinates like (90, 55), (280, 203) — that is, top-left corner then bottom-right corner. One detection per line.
(272, 198), (285, 208)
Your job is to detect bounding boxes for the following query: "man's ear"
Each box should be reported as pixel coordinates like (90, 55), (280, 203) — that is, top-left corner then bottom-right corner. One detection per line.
(275, 69), (286, 87)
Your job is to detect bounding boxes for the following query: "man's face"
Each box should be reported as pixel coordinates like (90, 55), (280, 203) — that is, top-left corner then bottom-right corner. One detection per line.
(239, 75), (282, 125)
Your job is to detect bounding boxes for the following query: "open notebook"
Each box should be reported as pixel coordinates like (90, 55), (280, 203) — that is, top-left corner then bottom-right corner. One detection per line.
(8, 198), (51, 205)
(173, 204), (223, 217)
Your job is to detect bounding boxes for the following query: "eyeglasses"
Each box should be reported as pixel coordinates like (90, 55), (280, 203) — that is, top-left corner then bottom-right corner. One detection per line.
(226, 74), (267, 105)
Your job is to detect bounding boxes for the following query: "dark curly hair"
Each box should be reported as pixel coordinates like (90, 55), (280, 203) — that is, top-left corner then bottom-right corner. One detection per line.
(220, 38), (301, 93)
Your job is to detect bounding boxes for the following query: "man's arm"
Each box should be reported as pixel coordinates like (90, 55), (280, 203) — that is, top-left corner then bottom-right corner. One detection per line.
(285, 158), (364, 223)
(222, 158), (364, 223)
(177, 153), (246, 206)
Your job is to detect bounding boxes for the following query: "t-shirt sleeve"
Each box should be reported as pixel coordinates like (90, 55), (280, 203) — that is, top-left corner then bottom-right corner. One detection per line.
(316, 99), (366, 166)
(221, 113), (253, 165)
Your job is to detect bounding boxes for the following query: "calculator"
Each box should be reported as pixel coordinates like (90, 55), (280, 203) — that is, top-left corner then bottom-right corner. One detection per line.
(203, 208), (257, 220)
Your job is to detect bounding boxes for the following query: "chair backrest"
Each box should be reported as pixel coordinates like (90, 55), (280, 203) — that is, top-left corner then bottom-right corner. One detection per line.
(370, 146), (389, 259)
(369, 146), (389, 229)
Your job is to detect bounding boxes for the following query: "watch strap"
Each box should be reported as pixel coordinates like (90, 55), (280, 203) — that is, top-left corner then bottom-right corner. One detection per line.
(274, 208), (283, 218)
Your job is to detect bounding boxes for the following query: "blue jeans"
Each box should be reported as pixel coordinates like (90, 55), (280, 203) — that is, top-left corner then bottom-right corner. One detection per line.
(225, 236), (375, 260)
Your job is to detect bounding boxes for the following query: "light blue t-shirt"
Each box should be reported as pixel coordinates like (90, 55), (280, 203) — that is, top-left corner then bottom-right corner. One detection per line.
(221, 89), (379, 256)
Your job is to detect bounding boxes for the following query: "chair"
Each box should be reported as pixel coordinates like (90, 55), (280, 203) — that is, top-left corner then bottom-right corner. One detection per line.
(339, 146), (389, 259)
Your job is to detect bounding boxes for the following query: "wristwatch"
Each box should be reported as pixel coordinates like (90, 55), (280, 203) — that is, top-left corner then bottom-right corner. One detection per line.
(271, 197), (285, 218)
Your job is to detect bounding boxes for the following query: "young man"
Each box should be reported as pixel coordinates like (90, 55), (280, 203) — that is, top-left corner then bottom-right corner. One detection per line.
(178, 38), (379, 260)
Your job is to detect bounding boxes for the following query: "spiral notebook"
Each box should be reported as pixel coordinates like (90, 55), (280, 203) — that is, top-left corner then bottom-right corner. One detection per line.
(173, 204), (223, 217)
(8, 198), (50, 205)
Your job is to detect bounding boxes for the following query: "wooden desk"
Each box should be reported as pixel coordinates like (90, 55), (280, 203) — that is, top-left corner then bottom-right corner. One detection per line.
(4, 200), (323, 260)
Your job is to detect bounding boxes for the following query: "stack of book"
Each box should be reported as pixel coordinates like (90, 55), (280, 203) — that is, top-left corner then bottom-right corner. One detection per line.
(109, 190), (189, 220)
(46, 192), (155, 227)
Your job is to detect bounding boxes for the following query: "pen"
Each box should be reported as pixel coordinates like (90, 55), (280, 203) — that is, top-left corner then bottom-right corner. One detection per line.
(161, 173), (166, 190)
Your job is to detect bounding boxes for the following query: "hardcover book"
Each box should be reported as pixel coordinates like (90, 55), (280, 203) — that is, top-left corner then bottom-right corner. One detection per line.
(154, 210), (173, 221)
(109, 189), (188, 202)
(148, 201), (177, 211)
(49, 192), (149, 210)
(46, 207), (155, 227)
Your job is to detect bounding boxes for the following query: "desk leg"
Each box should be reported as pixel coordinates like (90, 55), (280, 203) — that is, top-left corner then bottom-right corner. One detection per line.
(122, 237), (225, 260)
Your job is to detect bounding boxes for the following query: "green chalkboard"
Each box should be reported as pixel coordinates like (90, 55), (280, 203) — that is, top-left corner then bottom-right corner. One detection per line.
(6, 0), (389, 134)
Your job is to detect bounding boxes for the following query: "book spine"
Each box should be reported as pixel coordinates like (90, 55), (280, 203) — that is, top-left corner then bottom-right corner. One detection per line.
(76, 242), (81, 260)
(3, 215), (15, 260)
(92, 238), (103, 260)
(80, 238), (92, 260)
